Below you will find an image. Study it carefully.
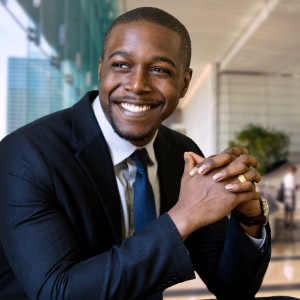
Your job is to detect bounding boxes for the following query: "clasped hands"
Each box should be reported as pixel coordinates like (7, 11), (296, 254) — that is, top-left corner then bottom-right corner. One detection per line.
(168, 147), (263, 241)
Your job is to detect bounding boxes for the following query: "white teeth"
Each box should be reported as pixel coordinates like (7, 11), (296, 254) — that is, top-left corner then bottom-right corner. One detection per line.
(120, 103), (151, 112)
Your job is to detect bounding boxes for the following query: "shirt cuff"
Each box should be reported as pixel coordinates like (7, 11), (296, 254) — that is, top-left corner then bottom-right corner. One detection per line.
(245, 226), (266, 249)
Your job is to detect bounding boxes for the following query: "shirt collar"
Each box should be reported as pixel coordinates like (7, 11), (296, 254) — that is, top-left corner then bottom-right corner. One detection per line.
(92, 95), (157, 166)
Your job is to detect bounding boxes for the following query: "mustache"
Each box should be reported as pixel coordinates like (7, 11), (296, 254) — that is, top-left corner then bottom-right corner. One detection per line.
(110, 96), (163, 104)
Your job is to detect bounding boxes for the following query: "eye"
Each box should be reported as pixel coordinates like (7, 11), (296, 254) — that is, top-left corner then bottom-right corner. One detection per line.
(113, 63), (129, 69)
(153, 67), (170, 74)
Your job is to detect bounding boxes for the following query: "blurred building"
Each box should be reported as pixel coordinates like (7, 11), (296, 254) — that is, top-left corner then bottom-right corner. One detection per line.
(7, 57), (63, 133)
(3, 0), (120, 134)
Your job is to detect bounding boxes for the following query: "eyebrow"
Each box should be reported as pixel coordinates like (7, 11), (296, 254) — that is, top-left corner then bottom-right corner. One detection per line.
(108, 51), (133, 59)
(152, 55), (176, 68)
(108, 51), (176, 69)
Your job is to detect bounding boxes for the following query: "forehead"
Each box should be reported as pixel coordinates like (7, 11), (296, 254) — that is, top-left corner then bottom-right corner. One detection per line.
(104, 21), (182, 63)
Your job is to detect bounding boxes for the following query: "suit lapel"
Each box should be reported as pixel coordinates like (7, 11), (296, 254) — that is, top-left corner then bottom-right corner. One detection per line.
(72, 91), (122, 245)
(71, 93), (185, 243)
(154, 126), (184, 215)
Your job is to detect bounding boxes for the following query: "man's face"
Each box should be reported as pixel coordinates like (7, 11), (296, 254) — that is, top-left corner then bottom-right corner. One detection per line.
(98, 21), (192, 146)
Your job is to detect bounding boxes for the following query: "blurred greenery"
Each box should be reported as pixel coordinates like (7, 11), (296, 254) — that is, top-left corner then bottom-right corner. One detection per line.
(229, 124), (290, 175)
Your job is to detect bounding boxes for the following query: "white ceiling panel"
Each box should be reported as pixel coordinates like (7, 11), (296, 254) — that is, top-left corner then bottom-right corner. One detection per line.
(223, 0), (300, 74)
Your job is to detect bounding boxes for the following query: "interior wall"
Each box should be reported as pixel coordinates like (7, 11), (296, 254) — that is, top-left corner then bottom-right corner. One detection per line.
(218, 73), (300, 162)
(181, 65), (217, 158)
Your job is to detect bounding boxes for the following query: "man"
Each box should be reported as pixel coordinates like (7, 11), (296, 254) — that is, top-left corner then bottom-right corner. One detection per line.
(0, 7), (295, 300)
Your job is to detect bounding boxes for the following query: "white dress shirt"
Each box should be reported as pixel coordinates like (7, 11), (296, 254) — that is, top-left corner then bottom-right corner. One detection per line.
(93, 96), (160, 240)
(92, 96), (265, 247)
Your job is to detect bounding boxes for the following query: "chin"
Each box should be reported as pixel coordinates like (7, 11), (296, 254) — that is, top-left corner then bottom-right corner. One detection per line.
(110, 116), (155, 143)
(113, 124), (155, 143)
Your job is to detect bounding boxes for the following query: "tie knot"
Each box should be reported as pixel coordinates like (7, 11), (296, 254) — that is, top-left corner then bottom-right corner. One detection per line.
(131, 149), (148, 172)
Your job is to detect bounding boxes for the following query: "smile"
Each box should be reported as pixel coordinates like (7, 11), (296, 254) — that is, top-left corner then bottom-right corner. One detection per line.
(120, 103), (152, 112)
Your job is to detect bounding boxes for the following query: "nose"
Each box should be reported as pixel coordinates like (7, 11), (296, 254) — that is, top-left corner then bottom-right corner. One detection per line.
(124, 67), (152, 95)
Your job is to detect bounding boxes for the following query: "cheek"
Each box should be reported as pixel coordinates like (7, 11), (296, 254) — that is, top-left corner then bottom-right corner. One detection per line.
(161, 85), (181, 110)
(99, 72), (121, 96)
(159, 77), (182, 99)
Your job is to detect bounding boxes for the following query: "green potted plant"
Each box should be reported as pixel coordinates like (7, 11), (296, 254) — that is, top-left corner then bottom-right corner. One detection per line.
(229, 124), (290, 175)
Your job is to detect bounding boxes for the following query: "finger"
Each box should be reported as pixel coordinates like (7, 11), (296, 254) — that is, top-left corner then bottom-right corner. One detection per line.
(212, 162), (250, 181)
(212, 156), (261, 182)
(193, 152), (237, 175)
(223, 147), (248, 156)
(189, 153), (206, 176)
(243, 169), (261, 183)
(236, 191), (261, 204)
(188, 152), (205, 166)
(184, 152), (196, 174)
(225, 181), (255, 192)
(228, 154), (260, 169)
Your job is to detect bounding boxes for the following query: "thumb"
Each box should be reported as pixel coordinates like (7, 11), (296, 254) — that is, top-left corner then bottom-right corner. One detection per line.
(184, 152), (196, 174)
(188, 152), (205, 165)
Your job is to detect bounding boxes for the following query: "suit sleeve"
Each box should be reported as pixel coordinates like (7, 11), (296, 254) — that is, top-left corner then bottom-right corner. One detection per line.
(184, 140), (271, 300)
(0, 133), (195, 300)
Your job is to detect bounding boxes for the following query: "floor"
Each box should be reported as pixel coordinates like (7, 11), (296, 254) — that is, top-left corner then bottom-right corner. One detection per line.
(163, 164), (300, 299)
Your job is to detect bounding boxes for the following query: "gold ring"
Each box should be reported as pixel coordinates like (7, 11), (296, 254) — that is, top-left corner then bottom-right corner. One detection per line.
(238, 174), (247, 183)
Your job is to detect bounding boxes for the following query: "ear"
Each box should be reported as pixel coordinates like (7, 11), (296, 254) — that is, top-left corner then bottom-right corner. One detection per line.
(98, 57), (103, 82)
(180, 68), (193, 98)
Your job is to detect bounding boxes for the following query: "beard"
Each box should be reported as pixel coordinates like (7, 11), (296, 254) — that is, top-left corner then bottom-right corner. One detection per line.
(105, 99), (156, 143)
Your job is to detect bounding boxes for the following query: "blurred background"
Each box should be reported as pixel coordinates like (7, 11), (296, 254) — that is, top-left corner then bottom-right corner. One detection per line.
(0, 0), (300, 298)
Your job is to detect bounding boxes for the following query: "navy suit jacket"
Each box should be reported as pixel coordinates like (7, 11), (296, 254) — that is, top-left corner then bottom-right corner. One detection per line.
(0, 91), (270, 300)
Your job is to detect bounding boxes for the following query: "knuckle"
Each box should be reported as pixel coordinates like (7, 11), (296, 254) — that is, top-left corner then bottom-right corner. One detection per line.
(223, 152), (233, 164)
(240, 154), (248, 162)
(248, 170), (256, 179)
(224, 147), (234, 154)
(195, 162), (203, 168)
(206, 158), (214, 167)
(221, 168), (229, 177)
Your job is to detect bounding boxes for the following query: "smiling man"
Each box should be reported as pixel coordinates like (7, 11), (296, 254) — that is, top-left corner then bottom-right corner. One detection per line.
(0, 7), (297, 300)
(98, 21), (188, 146)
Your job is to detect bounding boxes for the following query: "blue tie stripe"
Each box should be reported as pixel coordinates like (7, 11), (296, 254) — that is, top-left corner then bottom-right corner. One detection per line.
(131, 149), (157, 235)
(130, 149), (163, 300)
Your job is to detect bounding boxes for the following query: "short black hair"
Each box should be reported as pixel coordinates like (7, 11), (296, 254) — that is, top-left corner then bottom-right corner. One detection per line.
(101, 7), (191, 72)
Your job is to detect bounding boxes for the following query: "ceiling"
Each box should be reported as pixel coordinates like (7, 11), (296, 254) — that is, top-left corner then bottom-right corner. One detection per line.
(124, 0), (300, 93)
(221, 0), (300, 74)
